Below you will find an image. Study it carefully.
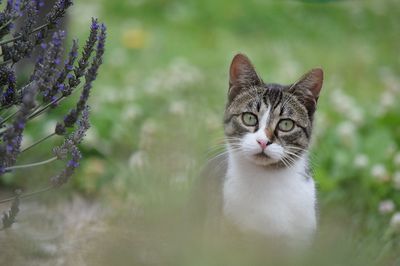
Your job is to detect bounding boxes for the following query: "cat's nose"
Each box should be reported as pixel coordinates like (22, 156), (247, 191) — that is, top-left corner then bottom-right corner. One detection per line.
(256, 139), (272, 150)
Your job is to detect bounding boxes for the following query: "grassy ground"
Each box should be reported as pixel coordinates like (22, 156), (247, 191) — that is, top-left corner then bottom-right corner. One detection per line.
(1, 0), (400, 265)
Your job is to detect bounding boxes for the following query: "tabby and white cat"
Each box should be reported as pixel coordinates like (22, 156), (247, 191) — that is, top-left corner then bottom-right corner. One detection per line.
(218, 54), (323, 244)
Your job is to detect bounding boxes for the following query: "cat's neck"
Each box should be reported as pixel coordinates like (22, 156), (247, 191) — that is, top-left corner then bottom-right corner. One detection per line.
(223, 147), (316, 242)
(226, 150), (308, 183)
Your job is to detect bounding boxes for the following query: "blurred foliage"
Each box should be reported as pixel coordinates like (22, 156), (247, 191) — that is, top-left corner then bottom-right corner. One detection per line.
(2, 0), (400, 264)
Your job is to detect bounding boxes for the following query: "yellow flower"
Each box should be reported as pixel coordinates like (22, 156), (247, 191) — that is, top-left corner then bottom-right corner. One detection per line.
(121, 28), (147, 49)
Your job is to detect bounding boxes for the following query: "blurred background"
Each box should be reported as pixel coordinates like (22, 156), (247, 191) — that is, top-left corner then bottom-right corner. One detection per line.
(1, 0), (400, 265)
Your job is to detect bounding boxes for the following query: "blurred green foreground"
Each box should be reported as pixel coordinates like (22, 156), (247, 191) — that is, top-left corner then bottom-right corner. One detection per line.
(1, 0), (400, 265)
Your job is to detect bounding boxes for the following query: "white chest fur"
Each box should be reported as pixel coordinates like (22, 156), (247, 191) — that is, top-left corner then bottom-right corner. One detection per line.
(223, 152), (317, 242)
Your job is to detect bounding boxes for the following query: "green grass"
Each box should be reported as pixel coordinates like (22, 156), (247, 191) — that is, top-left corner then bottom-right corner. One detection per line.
(3, 0), (400, 264)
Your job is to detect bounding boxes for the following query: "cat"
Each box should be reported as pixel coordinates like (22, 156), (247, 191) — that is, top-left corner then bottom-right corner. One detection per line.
(197, 53), (323, 247)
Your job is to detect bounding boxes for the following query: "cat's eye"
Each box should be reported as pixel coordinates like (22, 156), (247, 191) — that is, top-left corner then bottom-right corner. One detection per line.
(278, 119), (295, 132)
(242, 112), (258, 126)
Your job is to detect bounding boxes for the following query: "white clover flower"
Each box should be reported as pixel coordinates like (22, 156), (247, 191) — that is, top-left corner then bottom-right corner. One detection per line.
(354, 154), (369, 169)
(129, 151), (147, 169)
(348, 108), (364, 125)
(330, 88), (354, 115)
(380, 91), (395, 109)
(143, 58), (202, 94)
(380, 67), (400, 93)
(385, 144), (397, 157)
(139, 120), (157, 149)
(390, 212), (400, 232)
(99, 86), (120, 103)
(336, 121), (356, 139)
(122, 105), (142, 121)
(169, 58), (202, 86)
(169, 100), (186, 116)
(393, 172), (400, 190)
(378, 200), (395, 214)
(143, 76), (163, 95)
(393, 152), (400, 166)
(141, 120), (157, 135)
(122, 86), (137, 102)
(371, 164), (389, 182)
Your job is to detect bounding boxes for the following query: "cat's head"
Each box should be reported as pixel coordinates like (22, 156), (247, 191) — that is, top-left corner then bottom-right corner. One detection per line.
(224, 54), (323, 168)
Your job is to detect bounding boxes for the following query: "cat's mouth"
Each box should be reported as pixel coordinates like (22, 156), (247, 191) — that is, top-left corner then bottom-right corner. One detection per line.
(249, 152), (281, 166)
(254, 152), (270, 159)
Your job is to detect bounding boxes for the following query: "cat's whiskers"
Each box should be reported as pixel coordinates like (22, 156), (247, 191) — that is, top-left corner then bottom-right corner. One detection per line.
(206, 139), (241, 153)
(285, 145), (318, 167)
(281, 155), (296, 168)
(280, 156), (292, 168)
(284, 150), (303, 160)
(210, 148), (245, 172)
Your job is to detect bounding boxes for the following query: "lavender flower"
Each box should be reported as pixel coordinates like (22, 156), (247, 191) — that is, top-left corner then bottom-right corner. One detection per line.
(53, 139), (71, 160)
(0, 0), (105, 230)
(51, 106), (90, 187)
(46, 0), (73, 25)
(0, 81), (37, 169)
(50, 144), (81, 187)
(62, 22), (106, 129)
(32, 0), (71, 48)
(5, 1), (37, 63)
(1, 189), (20, 229)
(56, 39), (78, 97)
(0, 0), (19, 39)
(68, 18), (99, 88)
(70, 105), (90, 144)
(0, 66), (16, 107)
(1, 0), (71, 66)
(34, 31), (65, 102)
(32, 0), (45, 9)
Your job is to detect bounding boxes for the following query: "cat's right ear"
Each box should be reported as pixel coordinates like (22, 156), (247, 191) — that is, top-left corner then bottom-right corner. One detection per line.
(228, 54), (262, 102)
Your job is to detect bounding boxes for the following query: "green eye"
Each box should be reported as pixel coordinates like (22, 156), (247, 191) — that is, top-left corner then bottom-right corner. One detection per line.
(242, 112), (258, 126)
(278, 119), (295, 132)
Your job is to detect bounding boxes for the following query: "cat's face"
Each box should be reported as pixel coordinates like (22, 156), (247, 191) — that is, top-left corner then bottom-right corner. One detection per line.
(224, 54), (323, 168)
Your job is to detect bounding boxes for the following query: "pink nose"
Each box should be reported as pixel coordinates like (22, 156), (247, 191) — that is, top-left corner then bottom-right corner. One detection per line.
(257, 139), (272, 150)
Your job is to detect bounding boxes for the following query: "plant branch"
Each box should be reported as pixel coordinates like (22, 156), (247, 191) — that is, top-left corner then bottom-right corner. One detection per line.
(0, 23), (50, 47)
(0, 186), (52, 205)
(5, 156), (57, 171)
(21, 132), (56, 153)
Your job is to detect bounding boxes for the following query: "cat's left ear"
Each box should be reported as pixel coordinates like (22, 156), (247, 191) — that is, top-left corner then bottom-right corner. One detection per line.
(289, 68), (323, 116)
(292, 68), (323, 102)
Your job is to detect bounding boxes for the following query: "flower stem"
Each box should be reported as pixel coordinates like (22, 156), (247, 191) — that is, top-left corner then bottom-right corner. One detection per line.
(0, 108), (19, 126)
(21, 132), (56, 153)
(0, 23), (50, 47)
(5, 156), (58, 171)
(28, 82), (83, 120)
(0, 186), (52, 205)
(0, 2), (29, 33)
(28, 97), (64, 120)
(0, 20), (13, 33)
